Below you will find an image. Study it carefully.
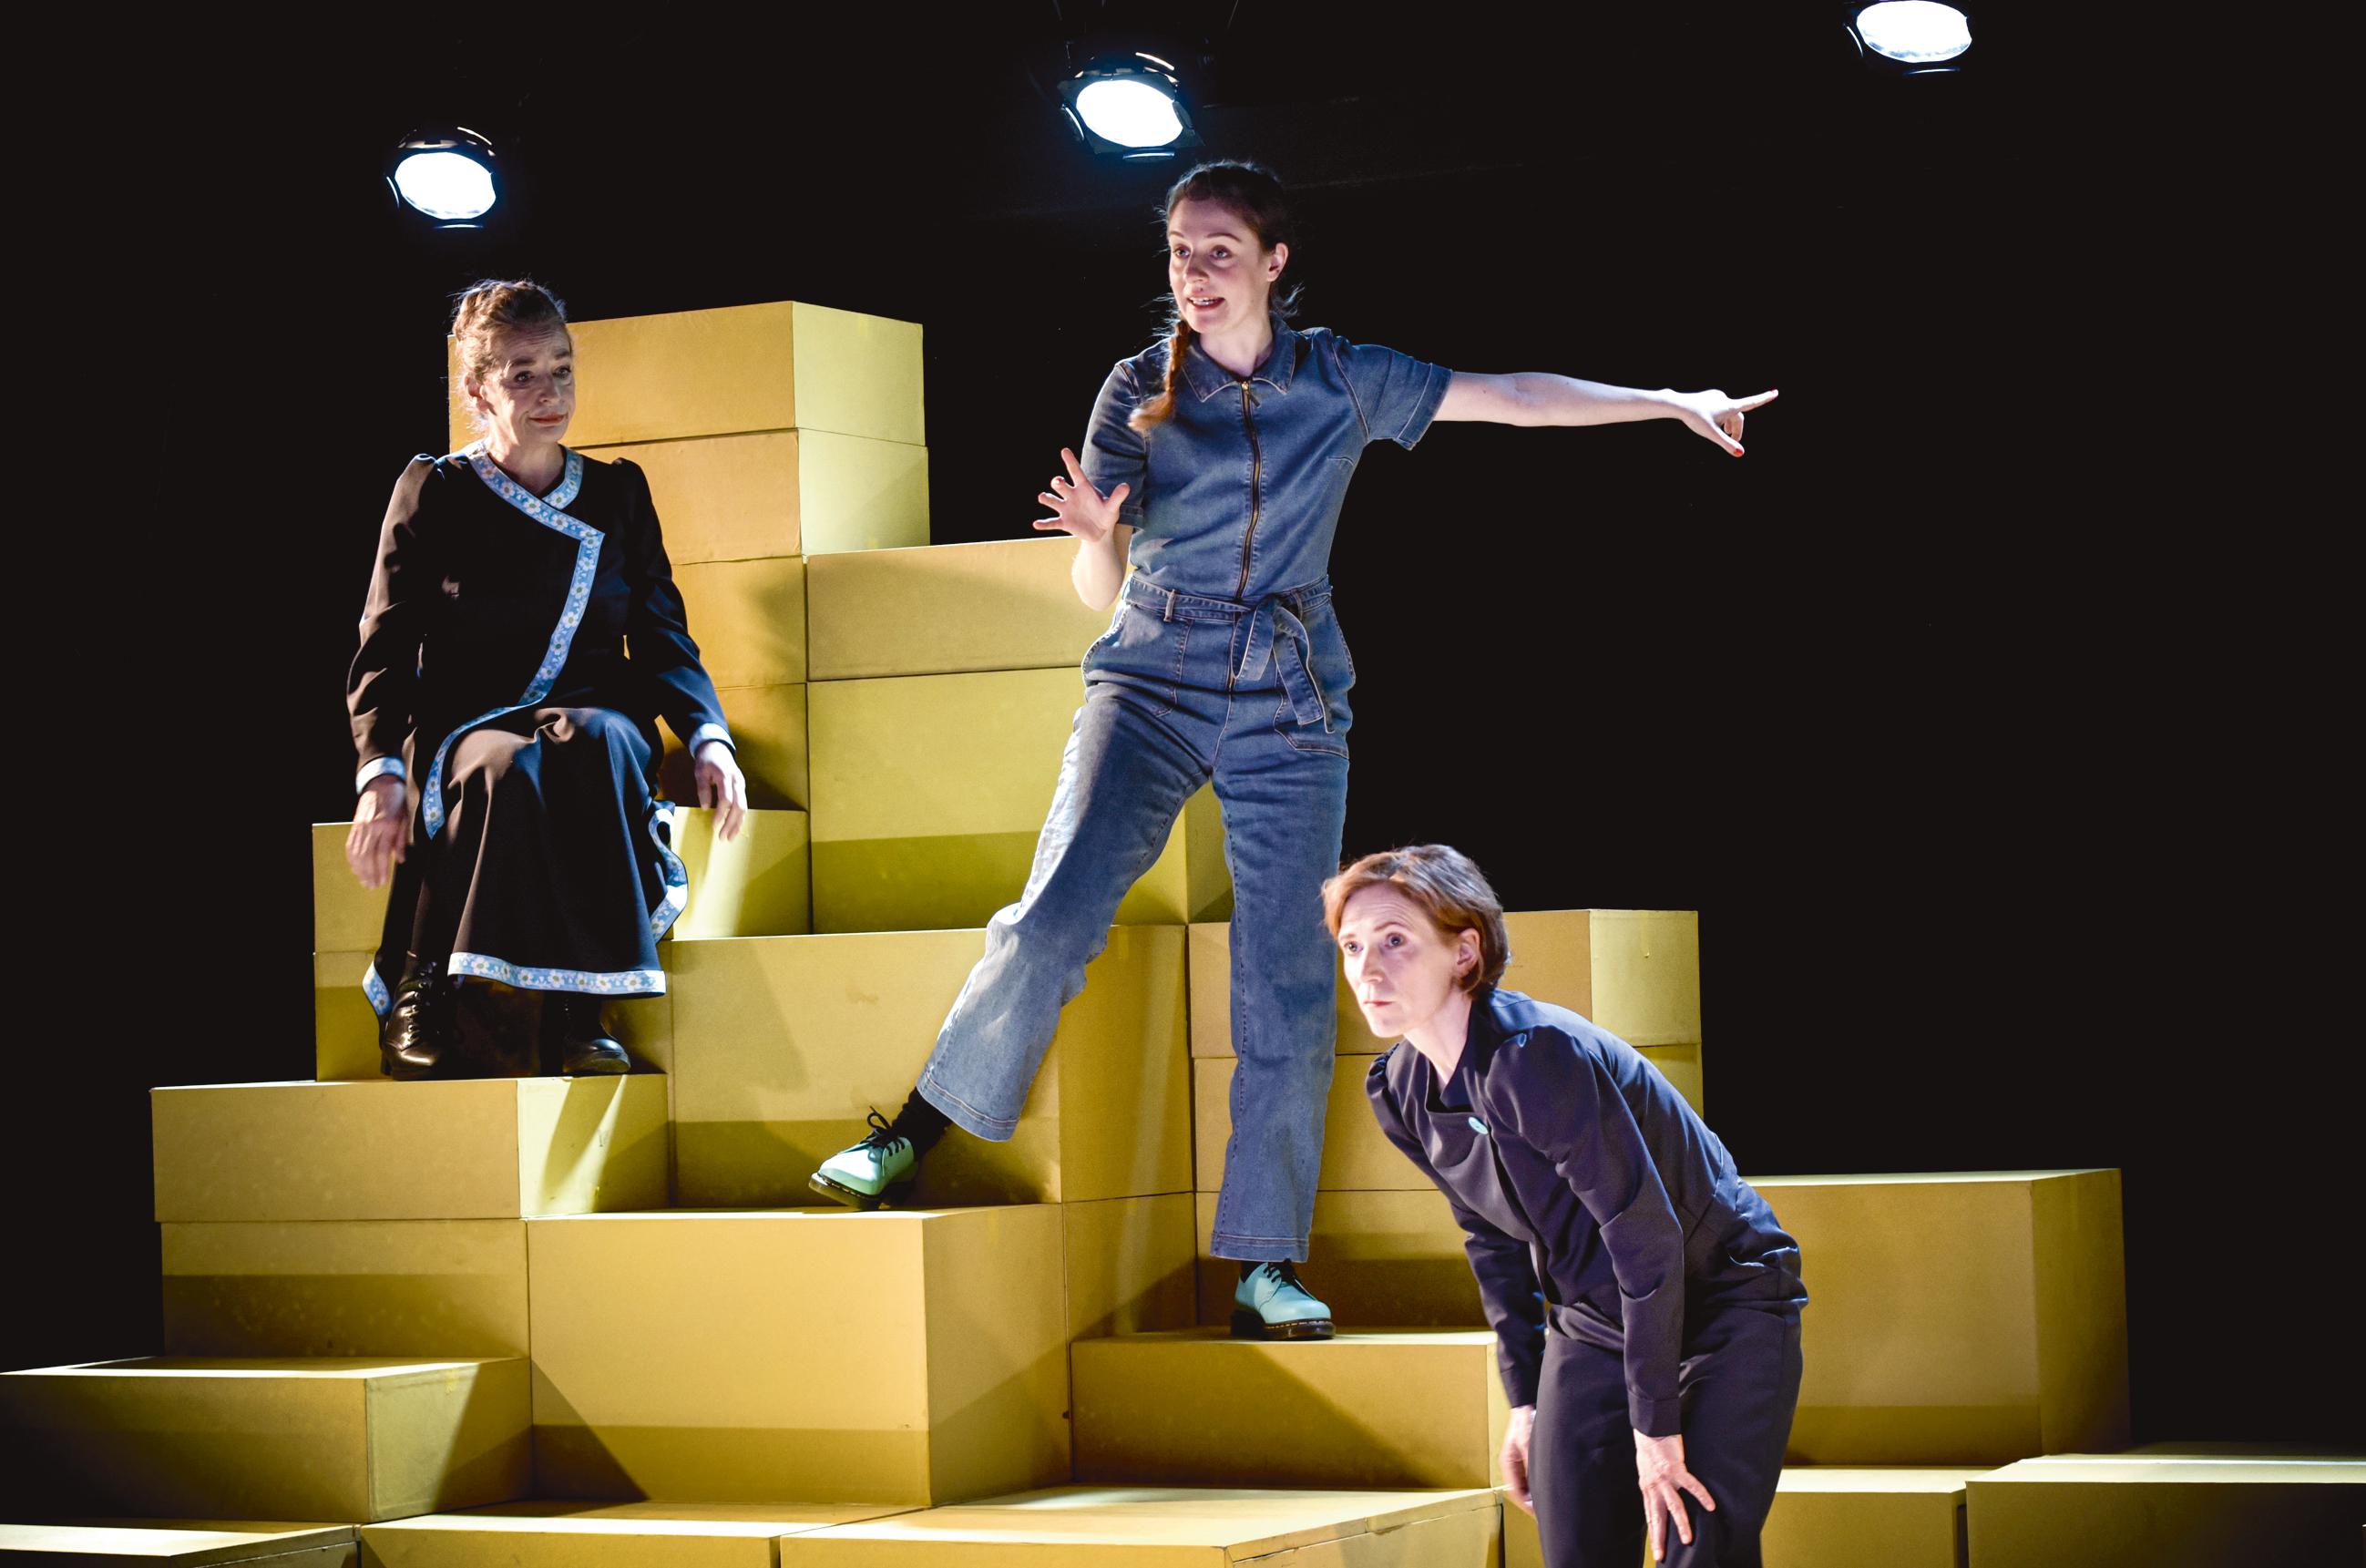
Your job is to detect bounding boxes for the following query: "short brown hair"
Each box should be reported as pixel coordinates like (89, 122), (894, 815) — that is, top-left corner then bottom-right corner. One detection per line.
(1322, 845), (1511, 993)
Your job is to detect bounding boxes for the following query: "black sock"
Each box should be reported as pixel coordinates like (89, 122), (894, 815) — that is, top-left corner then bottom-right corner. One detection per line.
(889, 1088), (952, 1155)
(1239, 1261), (1263, 1281)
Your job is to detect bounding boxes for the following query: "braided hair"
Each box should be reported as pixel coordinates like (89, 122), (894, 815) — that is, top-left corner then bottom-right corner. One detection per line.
(1130, 161), (1300, 434)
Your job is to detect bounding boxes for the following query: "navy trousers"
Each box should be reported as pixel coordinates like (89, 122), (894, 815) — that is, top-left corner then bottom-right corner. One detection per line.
(1530, 1306), (1802, 1568)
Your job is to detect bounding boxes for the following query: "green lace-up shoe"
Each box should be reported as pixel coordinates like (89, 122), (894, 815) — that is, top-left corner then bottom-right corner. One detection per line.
(1230, 1260), (1336, 1340)
(808, 1110), (921, 1210)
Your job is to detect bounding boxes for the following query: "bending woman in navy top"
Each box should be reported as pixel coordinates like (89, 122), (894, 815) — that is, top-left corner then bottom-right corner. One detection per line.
(1334, 845), (1804, 1566)
(810, 160), (1777, 1341)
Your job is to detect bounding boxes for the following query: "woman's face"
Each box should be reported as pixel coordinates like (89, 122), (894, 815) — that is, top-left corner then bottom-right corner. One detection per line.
(467, 328), (575, 450)
(1337, 883), (1480, 1040)
(1168, 196), (1287, 338)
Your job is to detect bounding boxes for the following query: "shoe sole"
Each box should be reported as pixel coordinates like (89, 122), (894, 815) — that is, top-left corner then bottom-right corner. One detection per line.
(561, 1058), (631, 1076)
(808, 1173), (917, 1212)
(1229, 1308), (1336, 1341)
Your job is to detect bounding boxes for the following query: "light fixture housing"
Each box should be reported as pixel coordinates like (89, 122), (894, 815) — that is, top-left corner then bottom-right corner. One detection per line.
(1057, 53), (1203, 159)
(387, 128), (499, 227)
(1848, 3), (1973, 74)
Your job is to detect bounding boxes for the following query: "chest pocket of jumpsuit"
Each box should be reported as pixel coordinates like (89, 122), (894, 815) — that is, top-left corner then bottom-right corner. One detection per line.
(1275, 595), (1356, 757)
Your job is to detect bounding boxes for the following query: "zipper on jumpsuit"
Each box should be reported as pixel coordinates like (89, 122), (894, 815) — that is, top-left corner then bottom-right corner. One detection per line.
(1233, 384), (1262, 610)
(1230, 377), (1333, 726)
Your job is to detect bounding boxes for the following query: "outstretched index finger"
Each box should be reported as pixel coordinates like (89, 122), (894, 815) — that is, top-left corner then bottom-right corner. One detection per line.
(1736, 389), (1779, 411)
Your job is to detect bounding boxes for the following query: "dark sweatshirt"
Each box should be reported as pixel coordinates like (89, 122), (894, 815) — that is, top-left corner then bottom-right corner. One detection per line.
(1367, 986), (1805, 1434)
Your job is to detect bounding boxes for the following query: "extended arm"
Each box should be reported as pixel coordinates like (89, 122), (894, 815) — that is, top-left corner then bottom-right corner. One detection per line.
(1435, 373), (1777, 456)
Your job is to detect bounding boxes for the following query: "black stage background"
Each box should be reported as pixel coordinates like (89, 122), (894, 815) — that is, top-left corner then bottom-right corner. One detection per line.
(17, 7), (2351, 1444)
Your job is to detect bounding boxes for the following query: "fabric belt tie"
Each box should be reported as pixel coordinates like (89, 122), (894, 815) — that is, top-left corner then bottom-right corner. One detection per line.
(1234, 598), (1329, 731)
(1122, 576), (1332, 732)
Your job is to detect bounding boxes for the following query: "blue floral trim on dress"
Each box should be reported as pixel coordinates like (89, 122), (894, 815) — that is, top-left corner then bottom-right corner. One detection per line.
(649, 800), (691, 939)
(446, 953), (669, 998)
(364, 959), (393, 1019)
(421, 446), (603, 840)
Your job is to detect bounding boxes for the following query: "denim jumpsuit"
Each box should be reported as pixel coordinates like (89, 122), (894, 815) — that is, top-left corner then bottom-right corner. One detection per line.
(914, 316), (1452, 1260)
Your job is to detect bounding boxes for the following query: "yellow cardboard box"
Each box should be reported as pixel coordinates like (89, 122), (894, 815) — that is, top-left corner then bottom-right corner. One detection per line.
(1070, 1329), (1506, 1491)
(526, 1207), (1068, 1505)
(1190, 1046), (1705, 1194)
(808, 668), (1227, 932)
(661, 682), (808, 811)
(667, 927), (1188, 1207)
(0, 1358), (527, 1522)
(1062, 1195), (1198, 1341)
(806, 538), (1114, 681)
(579, 429), (931, 563)
(449, 302), (924, 450)
(1758, 1170), (2129, 1465)
(1763, 1469), (1986, 1568)
(776, 1486), (1501, 1566)
(1188, 908), (1701, 1058)
(161, 1220), (529, 1359)
(585, 430), (804, 561)
(0, 1522), (355, 1565)
(1964, 1453), (2366, 1568)
(674, 557), (806, 689)
(151, 1079), (669, 1223)
(363, 1502), (914, 1568)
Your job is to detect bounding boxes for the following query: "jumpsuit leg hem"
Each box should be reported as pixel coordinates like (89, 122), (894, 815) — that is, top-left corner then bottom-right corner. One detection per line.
(1207, 1232), (1311, 1264)
(915, 1071), (1019, 1143)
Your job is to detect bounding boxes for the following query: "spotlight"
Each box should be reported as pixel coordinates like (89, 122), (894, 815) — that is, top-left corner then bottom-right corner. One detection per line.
(387, 128), (498, 227)
(1849, 3), (1972, 70)
(1058, 54), (1202, 159)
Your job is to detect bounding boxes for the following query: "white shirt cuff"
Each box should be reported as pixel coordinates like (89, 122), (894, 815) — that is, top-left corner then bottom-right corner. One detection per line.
(689, 723), (735, 754)
(356, 756), (407, 794)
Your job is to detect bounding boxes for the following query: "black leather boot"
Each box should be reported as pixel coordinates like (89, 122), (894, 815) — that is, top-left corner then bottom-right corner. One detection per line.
(380, 958), (453, 1081)
(548, 994), (630, 1076)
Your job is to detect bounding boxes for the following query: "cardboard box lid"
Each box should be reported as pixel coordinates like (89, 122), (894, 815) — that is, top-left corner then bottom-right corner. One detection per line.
(786, 1486), (1498, 1553)
(0, 1522), (352, 1563)
(374, 1501), (916, 1538)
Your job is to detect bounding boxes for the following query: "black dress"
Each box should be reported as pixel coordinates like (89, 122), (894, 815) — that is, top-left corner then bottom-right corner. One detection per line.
(1368, 986), (1806, 1567)
(346, 445), (731, 1017)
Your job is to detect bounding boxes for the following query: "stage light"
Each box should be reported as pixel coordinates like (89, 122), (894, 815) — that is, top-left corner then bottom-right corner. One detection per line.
(388, 128), (498, 226)
(1852, 3), (1972, 66)
(1058, 54), (1202, 159)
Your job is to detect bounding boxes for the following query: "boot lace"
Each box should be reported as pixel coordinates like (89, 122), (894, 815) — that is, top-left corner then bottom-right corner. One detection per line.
(855, 1109), (908, 1154)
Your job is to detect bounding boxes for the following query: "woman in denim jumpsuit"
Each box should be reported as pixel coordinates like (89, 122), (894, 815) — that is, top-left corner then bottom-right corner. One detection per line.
(812, 161), (1777, 1338)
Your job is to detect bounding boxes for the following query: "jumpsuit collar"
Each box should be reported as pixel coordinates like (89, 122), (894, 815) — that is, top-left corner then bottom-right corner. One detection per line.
(1180, 313), (1301, 402)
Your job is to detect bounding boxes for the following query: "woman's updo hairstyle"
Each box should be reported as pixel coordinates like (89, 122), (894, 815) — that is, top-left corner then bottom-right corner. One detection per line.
(1322, 845), (1513, 994)
(452, 279), (571, 388)
(1131, 160), (1300, 434)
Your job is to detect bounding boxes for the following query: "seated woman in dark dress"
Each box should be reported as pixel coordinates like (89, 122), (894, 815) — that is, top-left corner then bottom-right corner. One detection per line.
(344, 279), (747, 1078)
(1328, 845), (1805, 1568)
